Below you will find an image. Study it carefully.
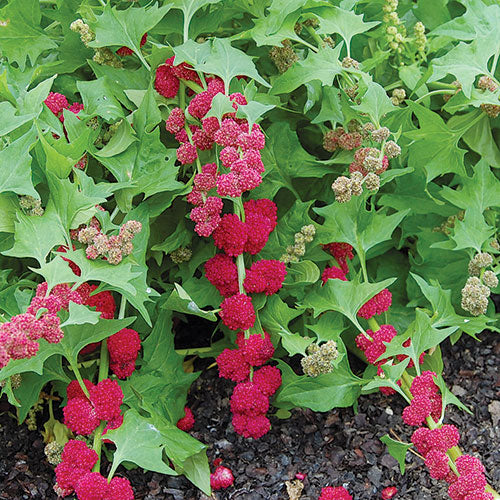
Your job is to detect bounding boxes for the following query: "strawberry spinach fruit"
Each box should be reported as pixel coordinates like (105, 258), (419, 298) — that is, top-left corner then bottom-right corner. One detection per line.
(0, 0), (499, 499)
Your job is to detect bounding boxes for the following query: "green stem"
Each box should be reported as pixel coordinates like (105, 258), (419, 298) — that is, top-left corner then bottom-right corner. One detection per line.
(183, 13), (190, 43)
(295, 35), (319, 53)
(110, 206), (120, 222)
(367, 317), (380, 332)
(97, 0), (106, 7)
(304, 25), (323, 49)
(384, 80), (403, 91)
(358, 249), (369, 283)
(413, 89), (455, 103)
(91, 421), (106, 472)
(70, 361), (91, 399)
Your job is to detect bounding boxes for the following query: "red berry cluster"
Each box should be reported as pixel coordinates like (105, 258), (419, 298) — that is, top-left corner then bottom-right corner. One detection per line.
(44, 91), (84, 124)
(0, 282), (83, 368)
(318, 485), (353, 500)
(63, 378), (123, 436)
(54, 440), (135, 499)
(216, 332), (281, 439)
(322, 242), (354, 274)
(116, 33), (147, 57)
(210, 464), (234, 490)
(154, 56), (202, 99)
(412, 427), (493, 499)
(381, 486), (398, 499)
(349, 147), (389, 176)
(176, 406), (195, 431)
(402, 371), (442, 426)
(107, 328), (141, 379)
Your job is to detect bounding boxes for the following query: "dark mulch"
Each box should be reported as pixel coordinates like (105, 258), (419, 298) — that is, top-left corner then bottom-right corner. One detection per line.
(1, 331), (499, 500)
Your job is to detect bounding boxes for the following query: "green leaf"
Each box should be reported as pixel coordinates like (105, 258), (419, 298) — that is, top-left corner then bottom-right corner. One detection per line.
(173, 39), (211, 67)
(260, 295), (307, 355)
(303, 274), (396, 332)
(285, 261), (321, 286)
(383, 310), (457, 367)
(0, 101), (35, 136)
(93, 120), (137, 158)
(196, 38), (270, 90)
(0, 0), (57, 70)
(37, 130), (76, 179)
(164, 283), (218, 322)
(106, 409), (178, 476)
(405, 102), (467, 182)
(235, 100), (275, 126)
(315, 6), (379, 53)
(45, 172), (105, 233)
(311, 86), (343, 124)
(449, 207), (494, 252)
(459, 114), (500, 168)
(305, 312), (346, 343)
(204, 92), (235, 120)
(3, 206), (66, 265)
(95, 88), (183, 209)
(12, 356), (70, 423)
(171, 0), (222, 40)
(435, 375), (472, 416)
(0, 128), (38, 197)
(272, 44), (344, 94)
(0, 193), (18, 233)
(77, 78), (124, 122)
(254, 123), (330, 199)
(275, 355), (362, 411)
(380, 435), (411, 474)
(314, 195), (409, 257)
(89, 3), (172, 69)
(440, 160), (500, 212)
(431, 37), (498, 98)
(60, 301), (101, 328)
(353, 77), (395, 124)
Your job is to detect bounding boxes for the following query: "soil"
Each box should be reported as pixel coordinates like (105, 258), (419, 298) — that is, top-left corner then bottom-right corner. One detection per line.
(1, 330), (499, 500)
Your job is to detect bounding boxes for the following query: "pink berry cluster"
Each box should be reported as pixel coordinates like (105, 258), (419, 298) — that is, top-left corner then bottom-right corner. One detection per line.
(322, 242), (354, 274)
(76, 219), (142, 265)
(106, 328), (141, 379)
(411, 425), (493, 499)
(0, 282), (83, 369)
(176, 406), (195, 431)
(318, 485), (353, 500)
(116, 33), (147, 57)
(44, 91), (84, 124)
(154, 56), (202, 99)
(402, 371), (442, 426)
(55, 440), (133, 500)
(210, 460), (234, 490)
(63, 378), (123, 436)
(204, 200), (283, 331)
(216, 332), (282, 439)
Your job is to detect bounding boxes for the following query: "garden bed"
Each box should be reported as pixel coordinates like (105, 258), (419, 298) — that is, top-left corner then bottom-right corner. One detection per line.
(2, 330), (498, 500)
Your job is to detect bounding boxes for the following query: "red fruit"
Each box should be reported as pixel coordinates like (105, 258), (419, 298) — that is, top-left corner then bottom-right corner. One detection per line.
(321, 266), (347, 284)
(63, 397), (100, 435)
(107, 329), (141, 365)
(322, 242), (354, 274)
(74, 471), (109, 500)
(154, 64), (180, 98)
(231, 413), (270, 439)
(381, 486), (398, 499)
(44, 92), (69, 116)
(243, 213), (273, 255)
(319, 486), (353, 500)
(61, 440), (98, 470)
(230, 382), (269, 416)
(357, 289), (392, 319)
(89, 379), (123, 421)
(236, 331), (274, 366)
(212, 213), (247, 256)
(204, 254), (239, 297)
(104, 476), (135, 500)
(219, 294), (256, 331)
(244, 260), (287, 295)
(425, 449), (450, 479)
(165, 107), (185, 134)
(210, 465), (234, 490)
(252, 365), (282, 396)
(67, 379), (95, 400)
(176, 407), (195, 431)
(295, 473), (307, 481)
(216, 348), (251, 382)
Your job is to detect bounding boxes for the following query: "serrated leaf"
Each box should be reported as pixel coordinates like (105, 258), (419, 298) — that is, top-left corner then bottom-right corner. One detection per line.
(305, 312), (346, 343)
(196, 38), (270, 90)
(431, 37), (498, 98)
(449, 207), (494, 252)
(275, 355), (362, 411)
(77, 78), (124, 122)
(0, 127), (38, 197)
(171, 0), (222, 40)
(435, 375), (472, 416)
(303, 274), (396, 332)
(3, 206), (66, 265)
(106, 409), (179, 476)
(235, 100), (275, 126)
(380, 435), (411, 474)
(314, 195), (409, 257)
(315, 5), (379, 54)
(353, 78), (395, 124)
(0, 0), (57, 70)
(89, 3), (172, 69)
(440, 160), (500, 212)
(405, 102), (467, 182)
(0, 193), (18, 233)
(254, 123), (330, 199)
(204, 92), (235, 120)
(0, 101), (35, 136)
(311, 86), (343, 124)
(60, 302), (101, 328)
(272, 44), (344, 94)
(260, 295), (306, 355)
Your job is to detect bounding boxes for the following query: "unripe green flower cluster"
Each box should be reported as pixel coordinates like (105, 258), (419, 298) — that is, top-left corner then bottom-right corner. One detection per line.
(269, 40), (299, 74)
(281, 225), (316, 263)
(44, 441), (64, 465)
(19, 196), (44, 216)
(170, 246), (192, 264)
(461, 252), (498, 316)
(301, 340), (339, 377)
(383, 0), (406, 53)
(391, 88), (406, 105)
(414, 21), (427, 57)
